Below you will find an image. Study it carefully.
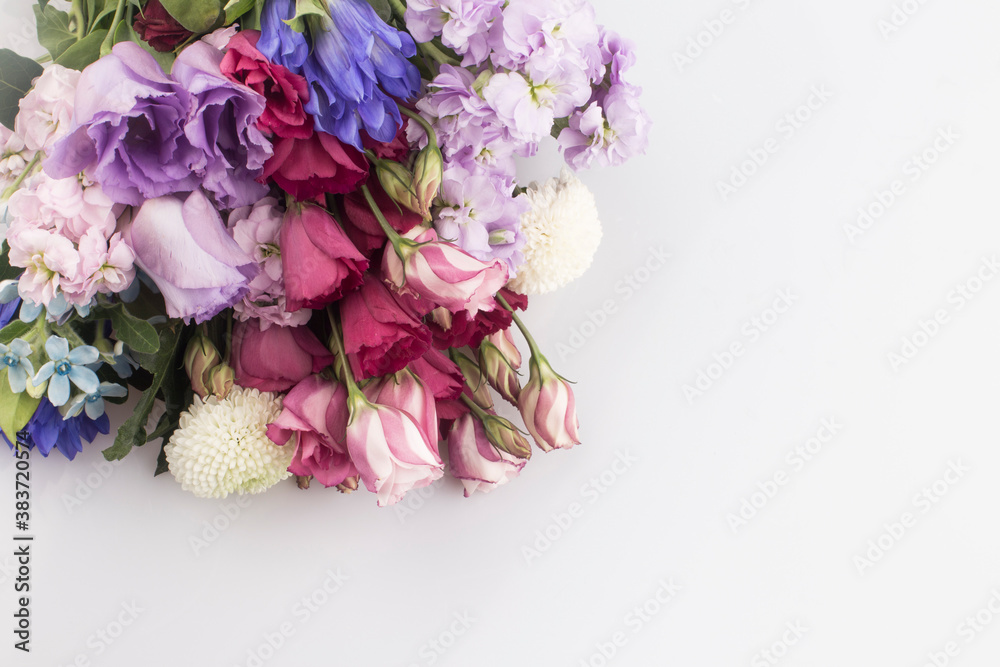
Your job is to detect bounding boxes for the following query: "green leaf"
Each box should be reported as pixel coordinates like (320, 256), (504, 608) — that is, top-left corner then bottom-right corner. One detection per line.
(0, 320), (32, 347)
(103, 324), (183, 461)
(89, 0), (120, 31)
(114, 16), (175, 72)
(103, 302), (160, 355)
(0, 49), (43, 129)
(224, 0), (256, 24)
(158, 0), (225, 33)
(1, 239), (20, 283)
(54, 29), (108, 71)
(0, 370), (41, 442)
(33, 5), (78, 61)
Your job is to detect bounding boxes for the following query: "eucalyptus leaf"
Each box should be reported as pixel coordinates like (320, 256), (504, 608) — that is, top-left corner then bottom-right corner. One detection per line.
(103, 324), (182, 461)
(33, 5), (77, 61)
(0, 49), (44, 129)
(54, 29), (108, 71)
(158, 0), (225, 33)
(0, 370), (41, 443)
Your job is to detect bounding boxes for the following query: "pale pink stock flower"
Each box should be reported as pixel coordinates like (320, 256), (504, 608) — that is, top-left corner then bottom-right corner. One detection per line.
(0, 126), (34, 190)
(6, 226), (81, 306)
(77, 229), (136, 298)
(15, 64), (80, 152)
(447, 413), (525, 496)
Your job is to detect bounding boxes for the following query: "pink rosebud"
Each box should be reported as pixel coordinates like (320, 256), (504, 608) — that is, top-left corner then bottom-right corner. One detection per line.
(447, 413), (525, 497)
(231, 318), (334, 392)
(346, 390), (443, 507)
(183, 334), (221, 399)
(340, 273), (431, 379)
(487, 328), (521, 369)
(280, 202), (368, 312)
(266, 375), (356, 488)
(453, 351), (493, 409)
(518, 355), (581, 452)
(363, 369), (438, 447)
(478, 332), (521, 405)
(412, 143), (443, 220)
(382, 227), (508, 315)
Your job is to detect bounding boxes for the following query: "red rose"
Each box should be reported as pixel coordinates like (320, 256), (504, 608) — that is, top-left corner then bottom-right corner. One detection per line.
(133, 0), (193, 53)
(410, 348), (464, 400)
(340, 273), (432, 380)
(427, 288), (528, 349)
(231, 319), (335, 392)
(220, 30), (312, 139)
(280, 203), (369, 311)
(261, 131), (368, 200)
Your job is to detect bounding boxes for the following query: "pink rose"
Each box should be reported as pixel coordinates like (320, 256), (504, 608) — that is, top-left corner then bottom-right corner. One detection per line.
(346, 384), (443, 507)
(231, 319), (334, 392)
(382, 227), (509, 315)
(409, 348), (463, 400)
(519, 355), (581, 452)
(280, 202), (368, 312)
(447, 413), (525, 497)
(340, 273), (431, 380)
(266, 375), (356, 487)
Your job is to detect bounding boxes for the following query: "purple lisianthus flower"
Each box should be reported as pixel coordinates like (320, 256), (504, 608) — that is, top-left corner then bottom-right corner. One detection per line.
(559, 83), (650, 169)
(171, 42), (273, 209)
(434, 162), (526, 275)
(258, 0), (421, 149)
(122, 190), (258, 324)
(45, 42), (202, 206)
(1, 397), (109, 461)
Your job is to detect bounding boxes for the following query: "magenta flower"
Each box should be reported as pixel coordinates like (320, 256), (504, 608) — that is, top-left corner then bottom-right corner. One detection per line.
(382, 227), (508, 316)
(267, 375), (356, 488)
(122, 191), (258, 323)
(230, 319), (334, 393)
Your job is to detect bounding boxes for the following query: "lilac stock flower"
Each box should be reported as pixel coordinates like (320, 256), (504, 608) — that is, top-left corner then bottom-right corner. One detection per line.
(404, 0), (503, 66)
(123, 190), (258, 324)
(558, 83), (650, 169)
(597, 27), (636, 86)
(435, 162), (527, 275)
(258, 0), (421, 149)
(482, 67), (591, 146)
(45, 41), (271, 208)
(32, 336), (100, 407)
(171, 42), (272, 208)
(1, 397), (109, 461)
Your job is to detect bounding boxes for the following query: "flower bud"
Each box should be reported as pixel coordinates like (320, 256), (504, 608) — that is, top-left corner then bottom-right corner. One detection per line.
(296, 475), (312, 490)
(184, 334), (221, 399)
(478, 336), (521, 405)
(205, 363), (235, 399)
(448, 413), (525, 496)
(374, 159), (423, 219)
(518, 354), (580, 452)
(481, 411), (532, 460)
(487, 328), (521, 369)
(336, 476), (360, 494)
(454, 352), (493, 409)
(412, 143), (443, 220)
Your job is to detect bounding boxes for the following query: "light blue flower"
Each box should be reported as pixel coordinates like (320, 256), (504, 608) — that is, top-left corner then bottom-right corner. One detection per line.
(0, 279), (19, 303)
(64, 382), (128, 420)
(32, 336), (100, 407)
(0, 338), (34, 393)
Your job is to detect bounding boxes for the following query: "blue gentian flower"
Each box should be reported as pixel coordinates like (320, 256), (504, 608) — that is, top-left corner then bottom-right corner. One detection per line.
(0, 282), (20, 327)
(65, 382), (128, 420)
(1, 398), (110, 461)
(259, 0), (421, 148)
(0, 338), (35, 393)
(32, 336), (101, 407)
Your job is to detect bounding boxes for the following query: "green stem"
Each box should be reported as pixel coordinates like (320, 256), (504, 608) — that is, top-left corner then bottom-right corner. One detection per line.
(71, 0), (86, 39)
(100, 0), (129, 57)
(360, 184), (405, 258)
(223, 313), (233, 364)
(459, 393), (490, 421)
(387, 0), (407, 19)
(325, 307), (361, 395)
(34, 54), (52, 64)
(399, 107), (438, 147)
(497, 294), (542, 357)
(417, 41), (459, 66)
(2, 152), (42, 201)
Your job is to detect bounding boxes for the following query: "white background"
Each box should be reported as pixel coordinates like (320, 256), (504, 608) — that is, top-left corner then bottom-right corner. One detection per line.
(3, 0), (1000, 665)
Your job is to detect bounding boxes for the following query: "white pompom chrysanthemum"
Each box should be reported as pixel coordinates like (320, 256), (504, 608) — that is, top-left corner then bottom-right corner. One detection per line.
(508, 168), (602, 295)
(165, 387), (292, 499)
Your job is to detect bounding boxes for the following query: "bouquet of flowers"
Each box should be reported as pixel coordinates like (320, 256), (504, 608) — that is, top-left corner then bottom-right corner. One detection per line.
(0, 0), (648, 505)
